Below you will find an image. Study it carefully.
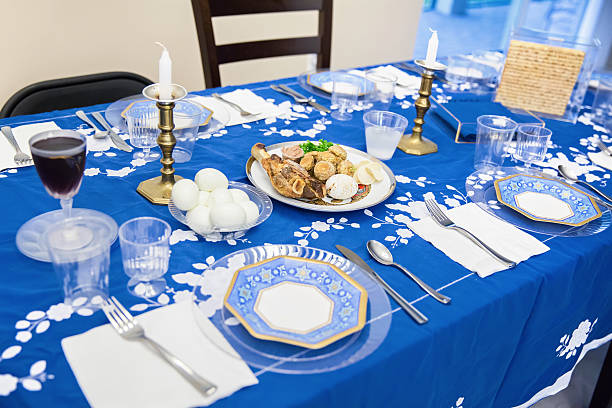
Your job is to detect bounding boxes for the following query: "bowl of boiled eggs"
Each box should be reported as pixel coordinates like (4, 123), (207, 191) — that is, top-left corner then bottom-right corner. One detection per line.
(169, 168), (273, 241)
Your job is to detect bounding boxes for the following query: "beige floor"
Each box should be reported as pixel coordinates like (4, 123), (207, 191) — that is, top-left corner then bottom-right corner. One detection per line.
(532, 342), (609, 408)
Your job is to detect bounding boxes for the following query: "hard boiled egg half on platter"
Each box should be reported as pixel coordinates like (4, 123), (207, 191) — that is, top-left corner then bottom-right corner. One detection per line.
(169, 168), (273, 241)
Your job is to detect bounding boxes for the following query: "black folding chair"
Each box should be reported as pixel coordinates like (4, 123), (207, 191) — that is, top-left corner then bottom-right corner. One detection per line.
(0, 71), (153, 118)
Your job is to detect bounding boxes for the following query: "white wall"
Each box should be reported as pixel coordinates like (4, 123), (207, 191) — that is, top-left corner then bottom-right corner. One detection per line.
(0, 0), (423, 108)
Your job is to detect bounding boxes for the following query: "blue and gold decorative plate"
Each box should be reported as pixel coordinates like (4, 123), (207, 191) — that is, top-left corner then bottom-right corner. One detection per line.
(306, 71), (374, 96)
(224, 255), (368, 349)
(494, 174), (602, 226)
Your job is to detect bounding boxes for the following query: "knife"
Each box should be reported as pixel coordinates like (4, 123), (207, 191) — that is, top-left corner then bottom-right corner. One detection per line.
(278, 84), (331, 113)
(336, 245), (428, 325)
(92, 112), (133, 152)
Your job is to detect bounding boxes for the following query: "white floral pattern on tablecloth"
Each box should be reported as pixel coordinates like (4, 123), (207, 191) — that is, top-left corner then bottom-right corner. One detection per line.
(556, 318), (597, 359)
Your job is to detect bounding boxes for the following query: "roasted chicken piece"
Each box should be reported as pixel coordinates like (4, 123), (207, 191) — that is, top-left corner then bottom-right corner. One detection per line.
(251, 143), (326, 199)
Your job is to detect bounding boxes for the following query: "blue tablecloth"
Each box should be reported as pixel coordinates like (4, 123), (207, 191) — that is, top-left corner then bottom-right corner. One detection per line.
(0, 67), (611, 408)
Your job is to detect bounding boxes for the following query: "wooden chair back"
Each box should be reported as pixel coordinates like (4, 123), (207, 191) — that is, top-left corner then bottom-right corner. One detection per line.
(190, 0), (333, 88)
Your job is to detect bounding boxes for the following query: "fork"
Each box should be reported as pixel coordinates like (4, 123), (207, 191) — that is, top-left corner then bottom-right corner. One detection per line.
(270, 84), (310, 103)
(1, 126), (32, 165)
(102, 296), (217, 397)
(76, 110), (108, 139)
(212, 93), (255, 116)
(424, 199), (516, 269)
(596, 139), (612, 156)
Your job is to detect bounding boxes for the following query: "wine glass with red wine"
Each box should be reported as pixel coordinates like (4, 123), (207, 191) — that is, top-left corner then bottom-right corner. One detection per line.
(30, 130), (87, 218)
(28, 130), (95, 250)
(16, 129), (118, 262)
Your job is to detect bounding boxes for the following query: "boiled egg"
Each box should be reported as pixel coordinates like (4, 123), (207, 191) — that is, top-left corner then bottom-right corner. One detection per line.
(186, 205), (212, 234)
(210, 202), (246, 228)
(171, 179), (199, 211)
(195, 168), (228, 192)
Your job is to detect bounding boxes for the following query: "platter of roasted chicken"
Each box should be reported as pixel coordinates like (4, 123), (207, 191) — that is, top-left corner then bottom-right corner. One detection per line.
(246, 140), (395, 212)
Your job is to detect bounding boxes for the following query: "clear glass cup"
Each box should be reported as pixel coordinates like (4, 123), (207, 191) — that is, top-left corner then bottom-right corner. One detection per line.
(30, 129), (86, 219)
(474, 115), (518, 169)
(364, 69), (396, 111)
(514, 125), (552, 168)
(592, 78), (612, 127)
(331, 73), (362, 121)
(173, 100), (205, 163)
(125, 102), (160, 162)
(363, 110), (409, 160)
(118, 217), (171, 298)
(44, 215), (114, 312)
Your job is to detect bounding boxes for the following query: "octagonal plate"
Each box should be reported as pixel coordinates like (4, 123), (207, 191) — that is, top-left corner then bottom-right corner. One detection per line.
(494, 174), (602, 226)
(224, 255), (368, 349)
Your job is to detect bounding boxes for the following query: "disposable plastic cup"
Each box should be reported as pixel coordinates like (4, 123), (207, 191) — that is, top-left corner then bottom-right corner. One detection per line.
(363, 110), (408, 160)
(44, 215), (115, 312)
(474, 115), (518, 169)
(119, 217), (171, 298)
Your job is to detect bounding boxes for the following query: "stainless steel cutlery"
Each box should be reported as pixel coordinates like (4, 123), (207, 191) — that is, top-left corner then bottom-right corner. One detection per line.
(596, 139), (612, 156)
(271, 84), (330, 113)
(424, 199), (516, 269)
(336, 244), (428, 325)
(366, 240), (450, 304)
(76, 110), (108, 139)
(212, 93), (255, 116)
(102, 296), (217, 397)
(1, 126), (32, 166)
(91, 112), (133, 152)
(557, 165), (612, 206)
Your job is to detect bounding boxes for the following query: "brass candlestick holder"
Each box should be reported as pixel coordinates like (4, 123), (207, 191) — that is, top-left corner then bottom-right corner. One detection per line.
(136, 83), (187, 205)
(397, 59), (447, 156)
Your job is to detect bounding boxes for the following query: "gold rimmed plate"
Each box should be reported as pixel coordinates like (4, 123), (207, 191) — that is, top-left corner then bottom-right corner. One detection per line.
(223, 255), (368, 349)
(494, 173), (602, 227)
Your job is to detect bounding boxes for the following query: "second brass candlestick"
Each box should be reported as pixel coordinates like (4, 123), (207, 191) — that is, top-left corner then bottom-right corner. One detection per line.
(137, 84), (187, 205)
(397, 59), (447, 156)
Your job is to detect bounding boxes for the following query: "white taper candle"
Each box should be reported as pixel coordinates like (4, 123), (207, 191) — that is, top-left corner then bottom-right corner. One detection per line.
(156, 42), (172, 100)
(425, 28), (438, 66)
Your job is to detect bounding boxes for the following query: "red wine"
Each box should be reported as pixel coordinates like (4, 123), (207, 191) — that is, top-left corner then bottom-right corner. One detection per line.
(31, 136), (86, 199)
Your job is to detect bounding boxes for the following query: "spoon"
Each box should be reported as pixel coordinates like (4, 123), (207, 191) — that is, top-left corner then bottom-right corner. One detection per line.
(366, 240), (451, 304)
(557, 165), (612, 206)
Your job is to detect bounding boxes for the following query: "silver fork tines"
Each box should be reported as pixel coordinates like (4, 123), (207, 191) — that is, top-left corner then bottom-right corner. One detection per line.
(1, 126), (33, 165)
(424, 199), (516, 269)
(596, 139), (612, 156)
(102, 296), (217, 396)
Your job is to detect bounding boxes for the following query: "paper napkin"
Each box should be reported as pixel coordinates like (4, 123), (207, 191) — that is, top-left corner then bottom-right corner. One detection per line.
(0, 121), (61, 169)
(408, 202), (549, 278)
(61, 301), (258, 408)
(588, 151), (612, 171)
(192, 89), (281, 127)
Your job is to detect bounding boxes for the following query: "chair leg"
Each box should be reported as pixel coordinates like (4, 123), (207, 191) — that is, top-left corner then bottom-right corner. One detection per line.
(588, 342), (612, 408)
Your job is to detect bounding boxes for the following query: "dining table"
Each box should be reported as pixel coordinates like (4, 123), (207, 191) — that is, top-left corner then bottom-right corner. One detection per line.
(0, 62), (611, 408)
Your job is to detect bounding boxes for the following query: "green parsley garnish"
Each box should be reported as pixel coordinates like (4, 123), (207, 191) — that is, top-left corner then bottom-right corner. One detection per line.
(300, 139), (334, 153)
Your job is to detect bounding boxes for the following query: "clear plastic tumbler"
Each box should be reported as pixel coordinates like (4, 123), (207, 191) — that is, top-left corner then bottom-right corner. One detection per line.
(119, 217), (171, 298)
(363, 110), (409, 160)
(44, 216), (115, 312)
(474, 115), (518, 169)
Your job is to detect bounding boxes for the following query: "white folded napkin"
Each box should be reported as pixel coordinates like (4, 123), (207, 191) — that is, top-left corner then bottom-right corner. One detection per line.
(588, 151), (612, 171)
(408, 202), (549, 277)
(193, 89), (280, 127)
(0, 122), (61, 169)
(61, 300), (258, 408)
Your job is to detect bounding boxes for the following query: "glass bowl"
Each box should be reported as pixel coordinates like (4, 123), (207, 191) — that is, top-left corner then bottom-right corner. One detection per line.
(168, 181), (273, 241)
